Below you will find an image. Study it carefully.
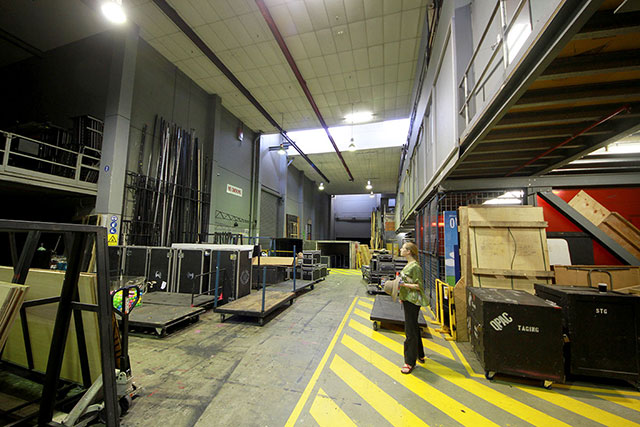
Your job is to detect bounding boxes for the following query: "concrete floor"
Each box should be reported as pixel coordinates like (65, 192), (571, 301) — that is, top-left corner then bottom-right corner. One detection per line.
(123, 270), (640, 426)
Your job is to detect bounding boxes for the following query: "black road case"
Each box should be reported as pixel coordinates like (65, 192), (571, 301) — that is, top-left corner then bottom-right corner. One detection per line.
(124, 246), (148, 278)
(175, 248), (209, 295)
(148, 247), (173, 292)
(535, 284), (640, 389)
(467, 287), (564, 384)
(252, 265), (286, 287)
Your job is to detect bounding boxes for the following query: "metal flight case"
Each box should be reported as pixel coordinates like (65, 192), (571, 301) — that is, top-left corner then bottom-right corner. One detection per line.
(535, 283), (640, 389)
(147, 247), (174, 292)
(467, 287), (564, 386)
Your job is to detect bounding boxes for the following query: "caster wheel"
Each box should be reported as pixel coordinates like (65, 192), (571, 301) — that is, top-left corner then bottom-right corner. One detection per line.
(543, 381), (553, 390)
(258, 318), (264, 326)
(119, 394), (132, 414)
(220, 314), (226, 323)
(373, 321), (379, 331)
(485, 371), (495, 380)
(311, 284), (315, 290)
(367, 290), (373, 295)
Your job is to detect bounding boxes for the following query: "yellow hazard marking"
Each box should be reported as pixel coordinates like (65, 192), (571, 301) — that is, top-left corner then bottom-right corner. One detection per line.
(351, 319), (572, 427)
(107, 234), (118, 246)
(357, 300), (373, 310)
(330, 354), (429, 427)
(285, 297), (358, 427)
(520, 386), (640, 427)
(596, 394), (640, 412)
(353, 308), (371, 321)
(554, 382), (640, 397)
(350, 320), (453, 360)
(309, 388), (356, 427)
(449, 341), (484, 378)
(341, 334), (499, 426)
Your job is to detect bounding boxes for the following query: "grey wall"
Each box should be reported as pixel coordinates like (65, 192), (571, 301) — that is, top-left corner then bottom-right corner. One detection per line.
(0, 31), (113, 129)
(125, 37), (258, 236)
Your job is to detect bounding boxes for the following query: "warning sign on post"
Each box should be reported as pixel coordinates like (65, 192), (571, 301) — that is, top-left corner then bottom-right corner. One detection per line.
(106, 214), (119, 246)
(108, 234), (118, 246)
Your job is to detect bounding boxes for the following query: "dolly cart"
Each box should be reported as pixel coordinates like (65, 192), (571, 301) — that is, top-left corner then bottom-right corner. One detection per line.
(61, 278), (144, 426)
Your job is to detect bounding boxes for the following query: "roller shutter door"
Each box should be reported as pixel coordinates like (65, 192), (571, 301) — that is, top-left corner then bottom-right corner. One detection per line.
(260, 190), (279, 238)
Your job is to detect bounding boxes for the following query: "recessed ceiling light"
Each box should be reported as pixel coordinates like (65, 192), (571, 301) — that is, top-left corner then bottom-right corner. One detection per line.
(345, 111), (373, 124)
(101, 0), (127, 24)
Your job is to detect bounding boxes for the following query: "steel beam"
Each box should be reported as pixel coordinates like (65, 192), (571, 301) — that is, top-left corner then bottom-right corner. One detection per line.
(537, 191), (639, 266)
(514, 80), (640, 109)
(495, 103), (640, 129)
(440, 172), (640, 191)
(539, 49), (640, 80)
(574, 10), (640, 39)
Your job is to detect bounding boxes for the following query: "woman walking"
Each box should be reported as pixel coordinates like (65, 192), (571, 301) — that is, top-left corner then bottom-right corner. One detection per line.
(398, 242), (427, 374)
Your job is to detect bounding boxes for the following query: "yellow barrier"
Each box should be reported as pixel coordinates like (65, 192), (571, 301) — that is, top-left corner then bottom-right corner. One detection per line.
(435, 279), (456, 340)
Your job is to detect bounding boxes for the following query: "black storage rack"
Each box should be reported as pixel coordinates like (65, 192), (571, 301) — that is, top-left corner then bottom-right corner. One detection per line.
(0, 219), (119, 426)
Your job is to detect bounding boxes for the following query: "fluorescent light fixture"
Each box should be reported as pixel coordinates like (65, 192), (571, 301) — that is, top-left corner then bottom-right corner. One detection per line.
(483, 190), (524, 205)
(345, 111), (373, 124)
(318, 182), (324, 191)
(101, 0), (127, 24)
(365, 180), (372, 190)
(278, 144), (286, 155)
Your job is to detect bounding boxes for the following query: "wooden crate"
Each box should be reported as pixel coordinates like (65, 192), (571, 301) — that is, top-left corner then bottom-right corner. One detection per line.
(568, 190), (640, 260)
(568, 190), (610, 225)
(553, 265), (640, 290)
(599, 212), (640, 260)
(465, 206), (552, 292)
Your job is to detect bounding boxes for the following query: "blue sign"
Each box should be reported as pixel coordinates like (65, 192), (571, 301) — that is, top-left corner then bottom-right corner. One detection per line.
(443, 211), (460, 286)
(104, 165), (110, 172)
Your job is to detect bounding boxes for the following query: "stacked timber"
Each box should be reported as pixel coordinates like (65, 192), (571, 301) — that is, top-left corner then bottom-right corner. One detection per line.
(0, 282), (29, 350)
(568, 190), (640, 260)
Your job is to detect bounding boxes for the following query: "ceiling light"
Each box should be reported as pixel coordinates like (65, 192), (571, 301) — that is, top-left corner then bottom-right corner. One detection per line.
(369, 191), (375, 198)
(365, 180), (372, 190)
(347, 138), (356, 152)
(278, 144), (286, 155)
(345, 111), (373, 124)
(101, 0), (127, 24)
(318, 182), (324, 191)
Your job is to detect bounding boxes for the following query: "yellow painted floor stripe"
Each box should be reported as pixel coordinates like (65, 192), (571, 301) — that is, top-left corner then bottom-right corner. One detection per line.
(387, 329), (454, 360)
(342, 334), (499, 426)
(555, 382), (640, 397)
(353, 308), (371, 321)
(451, 341), (640, 397)
(357, 300), (373, 310)
(596, 394), (640, 412)
(285, 297), (358, 427)
(450, 341), (484, 379)
(309, 388), (356, 427)
(351, 319), (572, 427)
(521, 386), (640, 427)
(330, 354), (429, 427)
(362, 296), (374, 302)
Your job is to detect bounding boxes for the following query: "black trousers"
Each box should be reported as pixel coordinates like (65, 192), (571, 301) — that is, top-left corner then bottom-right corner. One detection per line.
(402, 300), (424, 366)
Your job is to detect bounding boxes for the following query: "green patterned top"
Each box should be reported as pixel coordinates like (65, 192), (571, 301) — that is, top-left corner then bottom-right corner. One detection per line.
(398, 260), (427, 307)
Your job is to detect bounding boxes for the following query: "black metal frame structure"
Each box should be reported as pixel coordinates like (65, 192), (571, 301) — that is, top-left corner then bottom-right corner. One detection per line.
(0, 219), (118, 426)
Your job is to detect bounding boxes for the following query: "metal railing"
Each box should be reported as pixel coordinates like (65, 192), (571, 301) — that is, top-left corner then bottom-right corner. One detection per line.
(0, 130), (100, 192)
(458, 0), (532, 127)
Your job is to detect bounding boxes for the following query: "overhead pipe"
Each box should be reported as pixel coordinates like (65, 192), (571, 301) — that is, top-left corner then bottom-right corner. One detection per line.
(151, 0), (330, 183)
(255, 0), (354, 182)
(506, 104), (630, 176)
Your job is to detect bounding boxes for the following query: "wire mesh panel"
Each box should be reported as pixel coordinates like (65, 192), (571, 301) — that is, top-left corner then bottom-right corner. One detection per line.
(415, 190), (524, 312)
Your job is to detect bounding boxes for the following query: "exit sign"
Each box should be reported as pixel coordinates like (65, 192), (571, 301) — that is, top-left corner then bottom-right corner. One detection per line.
(226, 184), (243, 197)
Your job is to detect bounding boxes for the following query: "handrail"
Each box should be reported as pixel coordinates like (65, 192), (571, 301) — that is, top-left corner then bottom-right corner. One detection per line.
(0, 129), (101, 186)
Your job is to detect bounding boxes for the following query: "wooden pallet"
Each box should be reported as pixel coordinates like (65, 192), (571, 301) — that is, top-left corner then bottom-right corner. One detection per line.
(214, 290), (295, 326)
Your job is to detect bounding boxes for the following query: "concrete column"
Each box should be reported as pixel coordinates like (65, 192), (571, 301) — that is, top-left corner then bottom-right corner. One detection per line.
(206, 94), (222, 239)
(96, 26), (139, 243)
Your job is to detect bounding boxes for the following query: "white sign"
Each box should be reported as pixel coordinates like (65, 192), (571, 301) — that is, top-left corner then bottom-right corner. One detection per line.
(226, 184), (243, 197)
